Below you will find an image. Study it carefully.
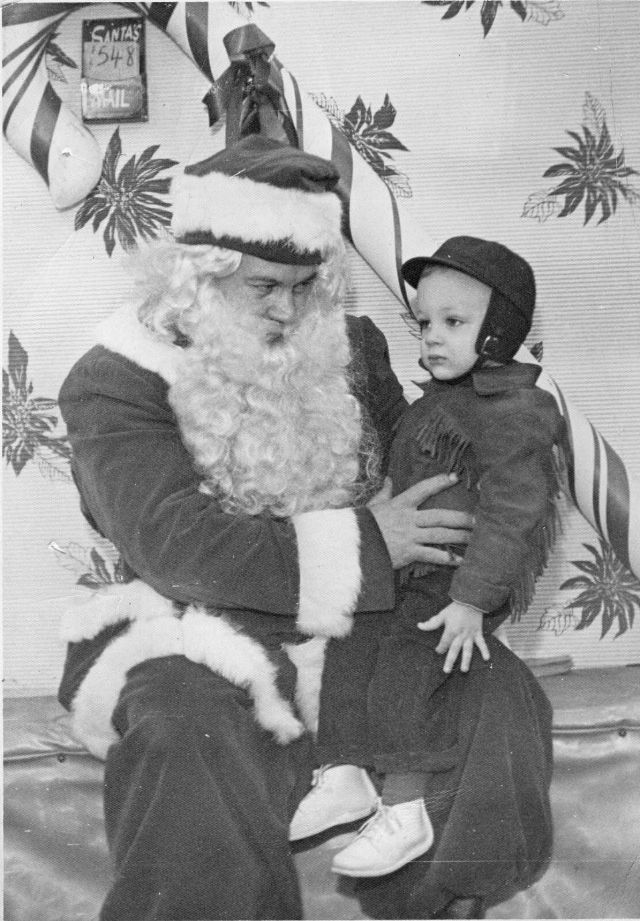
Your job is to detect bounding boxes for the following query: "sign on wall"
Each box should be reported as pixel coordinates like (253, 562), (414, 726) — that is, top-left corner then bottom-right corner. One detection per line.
(81, 16), (148, 122)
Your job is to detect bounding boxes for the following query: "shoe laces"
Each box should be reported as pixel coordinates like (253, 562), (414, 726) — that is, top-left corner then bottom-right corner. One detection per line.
(311, 765), (329, 788)
(354, 801), (402, 846)
(294, 765), (330, 813)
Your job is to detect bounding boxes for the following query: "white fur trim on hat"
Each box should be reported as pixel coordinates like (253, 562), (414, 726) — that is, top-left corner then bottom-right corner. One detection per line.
(292, 508), (361, 638)
(171, 171), (343, 257)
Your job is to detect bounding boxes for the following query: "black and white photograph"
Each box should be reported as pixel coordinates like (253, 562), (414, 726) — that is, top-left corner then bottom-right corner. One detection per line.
(3, 2), (640, 919)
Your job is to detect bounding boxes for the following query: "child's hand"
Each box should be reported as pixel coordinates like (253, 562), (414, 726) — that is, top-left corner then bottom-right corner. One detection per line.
(418, 601), (490, 673)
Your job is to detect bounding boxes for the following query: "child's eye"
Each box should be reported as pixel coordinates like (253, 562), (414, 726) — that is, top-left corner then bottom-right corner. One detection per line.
(252, 284), (276, 296)
(419, 320), (430, 331)
(294, 278), (315, 294)
(446, 317), (463, 327)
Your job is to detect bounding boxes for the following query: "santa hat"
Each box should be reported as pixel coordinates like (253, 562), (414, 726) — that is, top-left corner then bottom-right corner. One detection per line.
(171, 135), (343, 265)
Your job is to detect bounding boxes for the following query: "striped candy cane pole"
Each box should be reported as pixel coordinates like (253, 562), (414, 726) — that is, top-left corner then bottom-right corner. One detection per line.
(272, 60), (640, 579)
(1, 2), (245, 210)
(2, 3), (103, 209)
(145, 2), (245, 85)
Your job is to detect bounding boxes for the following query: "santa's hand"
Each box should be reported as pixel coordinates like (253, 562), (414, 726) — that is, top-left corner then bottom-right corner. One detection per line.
(418, 601), (490, 673)
(368, 475), (473, 569)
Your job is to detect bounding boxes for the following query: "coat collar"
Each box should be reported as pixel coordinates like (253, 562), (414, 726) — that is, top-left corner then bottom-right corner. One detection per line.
(472, 361), (542, 395)
(417, 361), (542, 397)
(95, 303), (185, 386)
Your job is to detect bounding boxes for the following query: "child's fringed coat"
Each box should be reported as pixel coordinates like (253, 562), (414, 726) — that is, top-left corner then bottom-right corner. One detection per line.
(389, 361), (567, 620)
(318, 360), (562, 915)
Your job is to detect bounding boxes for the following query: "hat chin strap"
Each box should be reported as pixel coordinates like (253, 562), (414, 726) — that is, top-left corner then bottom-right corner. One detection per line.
(474, 290), (530, 368)
(473, 333), (507, 371)
(476, 334), (502, 362)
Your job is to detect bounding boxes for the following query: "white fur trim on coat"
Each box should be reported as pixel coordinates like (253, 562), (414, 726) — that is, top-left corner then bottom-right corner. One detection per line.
(283, 637), (327, 735)
(66, 581), (307, 758)
(60, 580), (175, 643)
(95, 303), (184, 386)
(292, 508), (361, 638)
(70, 615), (185, 760)
(171, 171), (342, 256)
(181, 607), (304, 744)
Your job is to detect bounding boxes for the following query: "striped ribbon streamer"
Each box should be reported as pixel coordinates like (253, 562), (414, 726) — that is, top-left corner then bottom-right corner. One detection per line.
(3, 2), (638, 577)
(2, 2), (104, 209)
(532, 365), (639, 576)
(1, 2), (245, 209)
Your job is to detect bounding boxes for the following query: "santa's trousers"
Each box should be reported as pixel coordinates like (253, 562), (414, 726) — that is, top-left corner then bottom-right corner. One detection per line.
(99, 654), (313, 921)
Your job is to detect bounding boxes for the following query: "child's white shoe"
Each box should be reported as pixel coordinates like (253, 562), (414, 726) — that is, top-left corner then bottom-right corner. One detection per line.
(289, 765), (378, 841)
(331, 799), (434, 877)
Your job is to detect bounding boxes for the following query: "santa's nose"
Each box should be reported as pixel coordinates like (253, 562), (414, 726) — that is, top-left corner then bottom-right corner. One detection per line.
(267, 291), (296, 323)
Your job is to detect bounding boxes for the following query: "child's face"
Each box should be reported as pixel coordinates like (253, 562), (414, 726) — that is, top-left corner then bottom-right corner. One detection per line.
(413, 267), (492, 380)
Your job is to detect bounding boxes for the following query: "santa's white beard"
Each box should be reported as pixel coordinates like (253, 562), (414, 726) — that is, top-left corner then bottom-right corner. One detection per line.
(168, 286), (369, 517)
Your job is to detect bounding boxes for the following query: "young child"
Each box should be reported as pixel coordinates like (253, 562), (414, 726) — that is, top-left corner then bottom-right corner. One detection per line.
(290, 236), (565, 883)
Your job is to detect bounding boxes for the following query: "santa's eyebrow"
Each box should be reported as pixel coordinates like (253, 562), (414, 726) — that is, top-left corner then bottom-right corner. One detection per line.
(292, 273), (317, 287)
(247, 270), (317, 285)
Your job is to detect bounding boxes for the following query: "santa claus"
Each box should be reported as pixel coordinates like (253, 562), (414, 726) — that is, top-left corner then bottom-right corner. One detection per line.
(57, 135), (466, 921)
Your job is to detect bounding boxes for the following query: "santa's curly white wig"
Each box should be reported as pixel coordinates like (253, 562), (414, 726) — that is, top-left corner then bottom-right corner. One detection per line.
(131, 239), (380, 517)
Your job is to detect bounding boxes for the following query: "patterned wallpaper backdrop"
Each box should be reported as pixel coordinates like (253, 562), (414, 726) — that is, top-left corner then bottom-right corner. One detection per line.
(3, 1), (640, 696)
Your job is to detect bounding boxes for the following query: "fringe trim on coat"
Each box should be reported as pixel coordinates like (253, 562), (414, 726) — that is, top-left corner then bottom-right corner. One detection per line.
(508, 454), (563, 620)
(415, 410), (476, 487)
(411, 410), (563, 621)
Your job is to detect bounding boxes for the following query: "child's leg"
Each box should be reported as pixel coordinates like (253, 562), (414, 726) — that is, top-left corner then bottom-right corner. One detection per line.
(289, 612), (389, 841)
(368, 579), (463, 778)
(330, 586), (453, 878)
(381, 771), (427, 805)
(315, 610), (390, 766)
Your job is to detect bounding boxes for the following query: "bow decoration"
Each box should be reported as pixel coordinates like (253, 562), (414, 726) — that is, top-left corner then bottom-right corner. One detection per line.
(203, 23), (297, 147)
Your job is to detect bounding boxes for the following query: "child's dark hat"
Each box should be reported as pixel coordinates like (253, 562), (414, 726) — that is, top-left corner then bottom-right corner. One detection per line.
(402, 236), (536, 322)
(402, 236), (536, 364)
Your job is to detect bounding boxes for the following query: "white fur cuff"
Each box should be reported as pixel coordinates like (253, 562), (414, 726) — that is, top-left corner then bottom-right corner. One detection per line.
(292, 508), (361, 638)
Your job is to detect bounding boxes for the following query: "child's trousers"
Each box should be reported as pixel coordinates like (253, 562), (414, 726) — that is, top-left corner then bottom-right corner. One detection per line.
(316, 568), (553, 916)
(317, 567), (509, 773)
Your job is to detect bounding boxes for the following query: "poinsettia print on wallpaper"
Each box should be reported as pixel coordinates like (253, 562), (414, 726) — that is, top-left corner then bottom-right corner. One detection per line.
(45, 30), (78, 83)
(75, 129), (178, 257)
(560, 539), (640, 638)
(523, 92), (640, 224)
(228, 1), (270, 15)
(312, 93), (412, 198)
(422, 0), (564, 37)
(50, 540), (130, 590)
(2, 332), (71, 480)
